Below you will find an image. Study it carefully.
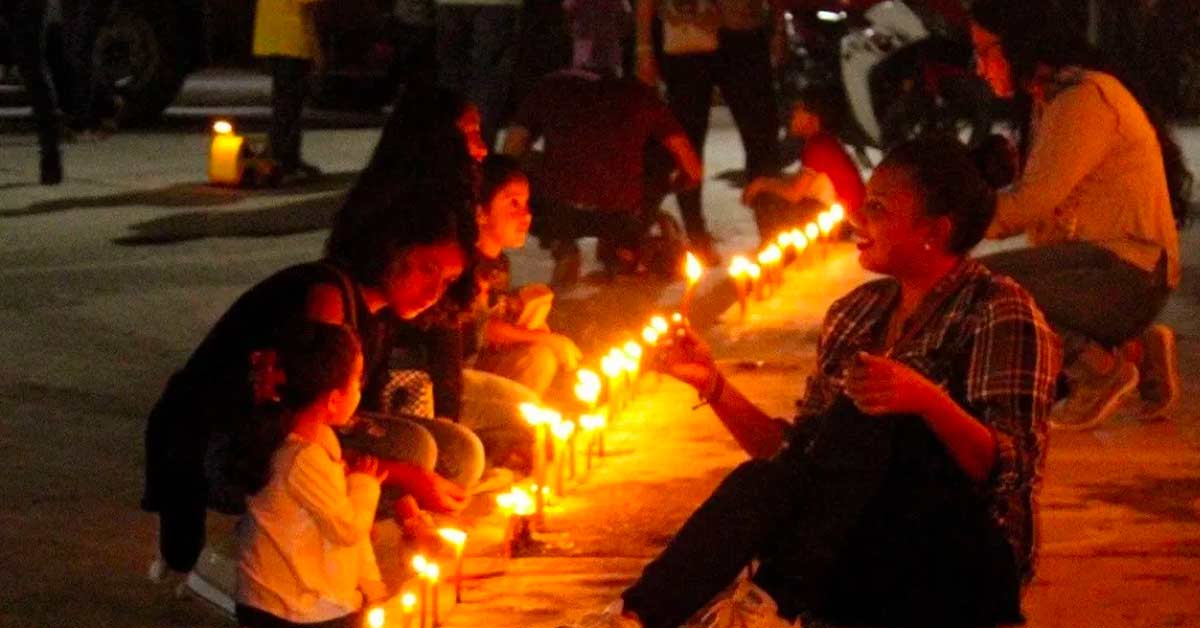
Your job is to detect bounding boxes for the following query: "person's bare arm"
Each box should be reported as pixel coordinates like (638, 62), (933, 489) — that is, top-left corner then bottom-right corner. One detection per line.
(662, 132), (703, 188)
(635, 0), (659, 85)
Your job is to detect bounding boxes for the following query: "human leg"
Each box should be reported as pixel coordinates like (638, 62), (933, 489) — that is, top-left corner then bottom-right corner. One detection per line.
(459, 368), (539, 468)
(714, 28), (780, 180)
(5, 0), (63, 184)
(467, 6), (519, 147)
(979, 242), (1170, 428)
(978, 242), (1169, 347)
(473, 342), (560, 397)
(268, 56), (313, 173)
(659, 52), (715, 242)
(406, 416), (486, 488)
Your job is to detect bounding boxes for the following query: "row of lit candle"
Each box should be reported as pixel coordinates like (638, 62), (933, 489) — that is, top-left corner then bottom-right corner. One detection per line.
(728, 203), (847, 319)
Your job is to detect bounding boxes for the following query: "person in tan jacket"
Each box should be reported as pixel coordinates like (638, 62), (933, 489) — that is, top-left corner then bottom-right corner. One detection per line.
(254, 0), (324, 180)
(970, 0), (1191, 430)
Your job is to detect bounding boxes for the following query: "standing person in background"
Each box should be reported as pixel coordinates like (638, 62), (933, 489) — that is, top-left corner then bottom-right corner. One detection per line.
(253, 0), (323, 182)
(634, 0), (782, 266)
(1, 0), (63, 184)
(970, 0), (1189, 430)
(59, 0), (122, 136)
(504, 0), (702, 286)
(434, 0), (521, 150)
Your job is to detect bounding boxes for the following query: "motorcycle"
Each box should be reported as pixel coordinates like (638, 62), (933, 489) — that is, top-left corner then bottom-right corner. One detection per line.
(778, 0), (998, 162)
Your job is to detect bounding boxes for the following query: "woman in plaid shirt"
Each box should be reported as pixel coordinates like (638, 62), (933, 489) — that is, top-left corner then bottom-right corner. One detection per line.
(564, 137), (1062, 628)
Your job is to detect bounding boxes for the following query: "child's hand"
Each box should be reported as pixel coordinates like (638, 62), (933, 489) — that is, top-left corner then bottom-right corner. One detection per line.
(410, 469), (469, 514)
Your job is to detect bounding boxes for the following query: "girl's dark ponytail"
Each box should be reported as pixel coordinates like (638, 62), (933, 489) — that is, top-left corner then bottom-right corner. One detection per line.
(231, 323), (362, 496)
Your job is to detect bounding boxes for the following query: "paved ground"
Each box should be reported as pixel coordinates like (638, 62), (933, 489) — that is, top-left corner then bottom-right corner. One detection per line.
(1, 113), (1198, 628)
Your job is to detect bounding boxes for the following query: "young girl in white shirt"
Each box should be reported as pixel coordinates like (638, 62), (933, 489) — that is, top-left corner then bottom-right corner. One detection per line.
(233, 322), (389, 628)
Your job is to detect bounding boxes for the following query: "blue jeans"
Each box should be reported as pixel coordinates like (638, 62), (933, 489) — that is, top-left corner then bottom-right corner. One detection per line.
(341, 412), (485, 489)
(435, 4), (520, 147)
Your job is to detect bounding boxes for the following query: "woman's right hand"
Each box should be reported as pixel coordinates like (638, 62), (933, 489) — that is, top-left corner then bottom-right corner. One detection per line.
(653, 325), (718, 392)
(409, 469), (469, 514)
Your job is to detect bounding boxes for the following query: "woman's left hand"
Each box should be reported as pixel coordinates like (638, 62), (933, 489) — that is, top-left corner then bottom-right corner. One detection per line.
(843, 352), (943, 417)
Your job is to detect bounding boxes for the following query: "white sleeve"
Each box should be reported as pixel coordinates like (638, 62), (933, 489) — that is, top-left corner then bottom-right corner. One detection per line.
(285, 446), (381, 547)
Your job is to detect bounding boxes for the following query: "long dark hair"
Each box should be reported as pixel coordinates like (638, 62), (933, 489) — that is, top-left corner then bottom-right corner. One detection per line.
(325, 86), (481, 308)
(971, 0), (1192, 227)
(232, 322), (362, 495)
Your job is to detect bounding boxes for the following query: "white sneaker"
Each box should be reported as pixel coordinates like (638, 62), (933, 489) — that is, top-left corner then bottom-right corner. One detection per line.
(1136, 323), (1180, 421)
(1051, 357), (1139, 431)
(559, 600), (643, 628)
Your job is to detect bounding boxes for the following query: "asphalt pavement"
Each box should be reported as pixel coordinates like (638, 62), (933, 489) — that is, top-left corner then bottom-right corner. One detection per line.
(1, 112), (1198, 628)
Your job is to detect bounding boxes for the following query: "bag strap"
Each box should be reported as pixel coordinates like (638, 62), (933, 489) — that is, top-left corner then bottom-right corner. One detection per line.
(318, 261), (360, 331)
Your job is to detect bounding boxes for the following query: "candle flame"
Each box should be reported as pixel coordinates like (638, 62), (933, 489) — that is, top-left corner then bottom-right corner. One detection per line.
(805, 223), (820, 240)
(830, 203), (846, 223)
(641, 326), (660, 345)
(791, 229), (808, 252)
(412, 554), (428, 572)
(818, 211), (835, 235)
(212, 120), (234, 135)
(367, 607), (386, 628)
(671, 312), (683, 323)
(438, 527), (467, 547)
(761, 244), (783, 264)
(496, 487), (535, 515)
(776, 231), (793, 248)
(623, 341), (643, 360)
(600, 352), (623, 378)
(519, 402), (561, 426)
(650, 316), (670, 333)
(426, 563), (440, 581)
(579, 413), (607, 431)
(551, 419), (575, 441)
(684, 252), (704, 283)
(574, 368), (603, 404)
(747, 263), (762, 279)
(728, 255), (751, 277)
(401, 592), (418, 612)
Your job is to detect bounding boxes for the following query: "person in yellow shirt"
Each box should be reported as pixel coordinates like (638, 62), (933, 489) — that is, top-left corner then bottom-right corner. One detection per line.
(254, 0), (324, 180)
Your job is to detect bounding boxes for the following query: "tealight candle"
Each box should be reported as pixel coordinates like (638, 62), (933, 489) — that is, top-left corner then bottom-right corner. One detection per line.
(208, 119), (244, 186)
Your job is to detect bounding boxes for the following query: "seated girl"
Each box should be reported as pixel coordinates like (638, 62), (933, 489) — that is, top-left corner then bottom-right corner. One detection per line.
(563, 136), (1061, 628)
(235, 322), (389, 628)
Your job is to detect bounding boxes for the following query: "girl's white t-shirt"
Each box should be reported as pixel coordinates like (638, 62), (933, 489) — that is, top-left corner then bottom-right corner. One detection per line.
(238, 425), (382, 623)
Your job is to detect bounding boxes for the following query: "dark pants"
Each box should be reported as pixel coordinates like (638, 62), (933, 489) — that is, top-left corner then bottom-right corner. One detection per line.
(659, 27), (779, 238)
(1, 0), (61, 159)
(979, 241), (1170, 348)
(268, 56), (313, 171)
(533, 198), (644, 258)
(435, 5), (519, 148)
(236, 604), (360, 628)
(59, 0), (117, 128)
(622, 398), (1020, 628)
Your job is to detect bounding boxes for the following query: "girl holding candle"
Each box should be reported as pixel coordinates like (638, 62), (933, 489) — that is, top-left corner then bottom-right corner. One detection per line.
(234, 322), (389, 628)
(562, 136), (1061, 628)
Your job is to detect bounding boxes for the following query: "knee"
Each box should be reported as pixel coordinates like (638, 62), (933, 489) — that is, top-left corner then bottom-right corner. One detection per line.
(433, 420), (486, 488)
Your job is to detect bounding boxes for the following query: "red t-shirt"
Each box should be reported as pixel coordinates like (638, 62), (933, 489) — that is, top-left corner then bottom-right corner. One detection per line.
(799, 132), (866, 212)
(512, 70), (684, 212)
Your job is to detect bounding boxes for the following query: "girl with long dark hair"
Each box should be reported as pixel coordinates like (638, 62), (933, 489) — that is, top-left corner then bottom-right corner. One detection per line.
(970, 0), (1190, 430)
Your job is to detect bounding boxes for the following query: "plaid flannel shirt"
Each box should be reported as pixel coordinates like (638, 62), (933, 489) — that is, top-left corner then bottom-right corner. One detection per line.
(794, 258), (1062, 582)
